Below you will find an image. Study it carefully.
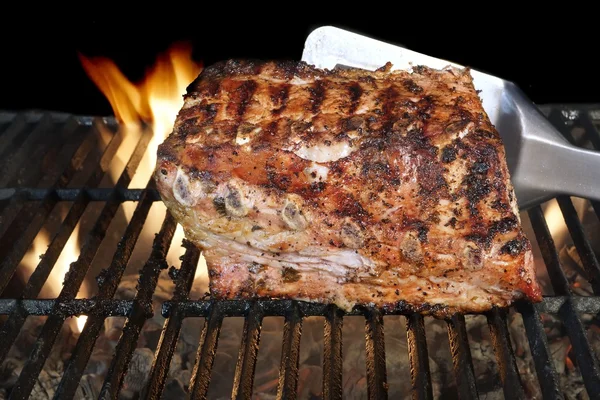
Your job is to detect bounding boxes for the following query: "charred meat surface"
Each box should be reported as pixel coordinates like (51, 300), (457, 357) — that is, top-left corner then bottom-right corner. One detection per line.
(154, 59), (541, 316)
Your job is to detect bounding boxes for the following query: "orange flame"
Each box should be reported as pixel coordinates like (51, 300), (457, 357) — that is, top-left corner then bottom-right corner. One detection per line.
(79, 42), (203, 182)
(79, 42), (208, 293)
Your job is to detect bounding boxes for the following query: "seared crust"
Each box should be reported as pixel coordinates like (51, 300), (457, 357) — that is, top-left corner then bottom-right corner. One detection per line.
(155, 59), (542, 316)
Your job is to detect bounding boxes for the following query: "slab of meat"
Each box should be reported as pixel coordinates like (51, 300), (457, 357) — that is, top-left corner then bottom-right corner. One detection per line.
(154, 59), (542, 316)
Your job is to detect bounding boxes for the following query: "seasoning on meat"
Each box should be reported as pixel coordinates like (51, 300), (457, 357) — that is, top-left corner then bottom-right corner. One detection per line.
(154, 59), (542, 316)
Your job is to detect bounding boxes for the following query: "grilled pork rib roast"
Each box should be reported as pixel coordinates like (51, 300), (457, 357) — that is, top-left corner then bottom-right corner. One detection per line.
(154, 59), (541, 316)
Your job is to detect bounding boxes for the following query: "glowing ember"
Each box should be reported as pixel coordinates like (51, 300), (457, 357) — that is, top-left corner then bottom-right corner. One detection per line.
(565, 344), (575, 371)
(79, 42), (208, 286)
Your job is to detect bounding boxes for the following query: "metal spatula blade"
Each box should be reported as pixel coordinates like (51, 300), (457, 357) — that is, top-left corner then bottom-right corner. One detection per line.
(301, 26), (600, 210)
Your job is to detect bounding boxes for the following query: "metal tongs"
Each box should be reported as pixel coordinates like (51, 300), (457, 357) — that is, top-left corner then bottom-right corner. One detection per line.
(301, 26), (600, 210)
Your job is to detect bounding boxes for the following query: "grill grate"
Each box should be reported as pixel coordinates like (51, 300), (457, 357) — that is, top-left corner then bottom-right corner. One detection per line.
(0, 108), (599, 399)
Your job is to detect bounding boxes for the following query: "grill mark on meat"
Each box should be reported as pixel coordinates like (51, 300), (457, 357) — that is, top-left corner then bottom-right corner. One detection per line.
(271, 84), (290, 115)
(381, 86), (399, 132)
(190, 79), (221, 98)
(465, 215), (519, 249)
(334, 192), (368, 221)
(402, 219), (429, 243)
(232, 79), (258, 118)
(416, 95), (434, 122)
(177, 117), (202, 138)
(402, 79), (423, 94)
(348, 82), (363, 114)
(178, 104), (221, 139)
(308, 80), (326, 114)
(445, 119), (470, 135)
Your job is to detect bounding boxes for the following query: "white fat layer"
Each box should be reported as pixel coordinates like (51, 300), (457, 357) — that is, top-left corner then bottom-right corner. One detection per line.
(236, 135), (250, 145)
(458, 122), (475, 139)
(303, 163), (329, 182)
(235, 126), (262, 145)
(425, 276), (510, 305)
(199, 230), (376, 276)
(380, 205), (402, 220)
(293, 141), (355, 163)
(290, 77), (310, 85)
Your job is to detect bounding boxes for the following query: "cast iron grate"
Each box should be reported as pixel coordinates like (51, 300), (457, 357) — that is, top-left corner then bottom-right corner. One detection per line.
(0, 106), (598, 399)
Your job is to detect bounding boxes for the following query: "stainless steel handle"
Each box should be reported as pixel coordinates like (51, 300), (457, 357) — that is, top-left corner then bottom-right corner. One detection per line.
(503, 83), (600, 209)
(554, 144), (600, 198)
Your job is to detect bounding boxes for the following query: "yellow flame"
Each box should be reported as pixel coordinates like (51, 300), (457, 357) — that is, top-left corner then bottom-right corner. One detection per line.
(20, 229), (51, 286)
(78, 42), (202, 184)
(543, 199), (565, 239)
(18, 44), (203, 336)
(44, 224), (83, 298)
(52, 223), (87, 333)
(21, 224), (87, 333)
(76, 315), (88, 332)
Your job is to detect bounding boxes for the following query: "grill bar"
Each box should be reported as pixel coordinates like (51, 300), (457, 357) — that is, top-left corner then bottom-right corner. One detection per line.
(579, 111), (600, 150)
(189, 303), (224, 400)
(486, 308), (526, 399)
(322, 305), (343, 400)
(97, 211), (175, 400)
(0, 121), (121, 298)
(276, 302), (303, 400)
(0, 115), (57, 188)
(446, 314), (479, 399)
(0, 187), (160, 202)
(0, 122), (123, 366)
(164, 296), (600, 317)
(0, 122), (103, 295)
(536, 296), (600, 314)
(528, 205), (600, 397)
(7, 129), (151, 400)
(365, 308), (387, 400)
(0, 299), (132, 315)
(231, 302), (264, 399)
(0, 115), (27, 160)
(0, 119), (92, 236)
(406, 314), (433, 400)
(516, 301), (564, 399)
(55, 201), (175, 400)
(559, 299), (600, 395)
(2, 118), (80, 190)
(19, 125), (124, 299)
(557, 195), (600, 294)
(141, 241), (201, 399)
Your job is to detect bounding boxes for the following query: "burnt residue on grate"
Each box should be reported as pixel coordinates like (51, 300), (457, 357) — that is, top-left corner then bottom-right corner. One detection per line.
(0, 109), (599, 399)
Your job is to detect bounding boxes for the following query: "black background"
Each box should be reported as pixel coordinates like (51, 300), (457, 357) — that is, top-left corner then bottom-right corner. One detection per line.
(1, 11), (598, 117)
